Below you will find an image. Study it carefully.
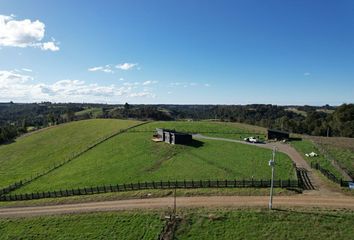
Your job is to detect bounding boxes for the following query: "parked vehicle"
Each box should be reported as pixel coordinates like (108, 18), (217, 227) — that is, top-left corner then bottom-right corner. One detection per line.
(244, 136), (260, 143)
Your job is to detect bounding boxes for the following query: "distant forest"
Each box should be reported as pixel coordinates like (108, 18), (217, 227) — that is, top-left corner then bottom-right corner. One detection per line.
(1, 102), (353, 144)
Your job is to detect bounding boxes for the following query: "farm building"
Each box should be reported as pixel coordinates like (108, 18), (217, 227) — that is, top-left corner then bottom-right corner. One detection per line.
(153, 128), (192, 145)
(267, 129), (289, 140)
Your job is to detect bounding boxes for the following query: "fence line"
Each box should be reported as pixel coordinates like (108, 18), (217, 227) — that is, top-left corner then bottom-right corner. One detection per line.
(0, 179), (299, 202)
(310, 140), (353, 180)
(0, 121), (150, 196)
(310, 162), (351, 187)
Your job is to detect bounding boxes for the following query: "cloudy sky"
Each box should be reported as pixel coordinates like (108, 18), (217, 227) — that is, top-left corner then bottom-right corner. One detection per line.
(1, 0), (353, 105)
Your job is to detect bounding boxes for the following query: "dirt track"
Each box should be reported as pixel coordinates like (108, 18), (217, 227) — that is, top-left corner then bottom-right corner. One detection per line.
(1, 195), (354, 217)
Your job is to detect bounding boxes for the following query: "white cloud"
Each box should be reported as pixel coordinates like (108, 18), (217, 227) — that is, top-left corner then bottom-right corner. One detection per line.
(304, 72), (311, 76)
(170, 82), (209, 87)
(142, 80), (158, 85)
(40, 41), (59, 51)
(21, 68), (32, 72)
(123, 82), (140, 86)
(0, 14), (59, 51)
(0, 69), (156, 102)
(129, 92), (155, 98)
(119, 77), (125, 81)
(116, 63), (138, 70)
(88, 65), (114, 73)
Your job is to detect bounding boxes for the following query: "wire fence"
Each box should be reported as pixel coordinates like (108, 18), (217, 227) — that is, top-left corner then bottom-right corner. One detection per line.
(0, 179), (300, 201)
(0, 122), (150, 197)
(311, 140), (353, 180)
(310, 162), (351, 187)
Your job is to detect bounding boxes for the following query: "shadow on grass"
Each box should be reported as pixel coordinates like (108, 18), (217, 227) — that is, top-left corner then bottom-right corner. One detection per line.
(289, 137), (302, 142)
(183, 139), (204, 148)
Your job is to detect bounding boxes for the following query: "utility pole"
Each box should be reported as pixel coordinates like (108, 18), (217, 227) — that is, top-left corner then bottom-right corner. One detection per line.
(268, 146), (276, 210)
(173, 186), (177, 218)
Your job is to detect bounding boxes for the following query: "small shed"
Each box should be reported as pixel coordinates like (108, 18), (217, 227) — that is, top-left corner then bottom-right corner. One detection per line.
(153, 128), (192, 145)
(267, 129), (289, 140)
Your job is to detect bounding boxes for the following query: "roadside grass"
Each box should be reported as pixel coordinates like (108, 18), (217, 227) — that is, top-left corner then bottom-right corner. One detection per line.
(0, 119), (141, 188)
(13, 131), (295, 194)
(290, 139), (343, 179)
(0, 211), (164, 240)
(0, 208), (353, 240)
(175, 208), (354, 240)
(133, 121), (267, 140)
(0, 188), (298, 208)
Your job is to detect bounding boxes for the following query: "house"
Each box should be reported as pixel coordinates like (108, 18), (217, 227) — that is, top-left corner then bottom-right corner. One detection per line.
(267, 129), (289, 140)
(153, 128), (192, 145)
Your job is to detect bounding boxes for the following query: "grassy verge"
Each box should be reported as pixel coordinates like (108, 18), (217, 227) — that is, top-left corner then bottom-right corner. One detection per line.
(0, 208), (353, 240)
(0, 211), (164, 240)
(175, 208), (354, 240)
(0, 188), (298, 208)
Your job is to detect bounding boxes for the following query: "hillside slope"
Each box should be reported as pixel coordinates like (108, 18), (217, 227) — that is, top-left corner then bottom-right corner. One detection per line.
(13, 121), (295, 193)
(0, 119), (141, 188)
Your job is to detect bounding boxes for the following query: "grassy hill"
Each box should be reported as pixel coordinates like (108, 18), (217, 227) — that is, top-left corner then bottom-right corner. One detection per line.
(0, 119), (141, 188)
(13, 121), (295, 194)
(130, 121), (267, 139)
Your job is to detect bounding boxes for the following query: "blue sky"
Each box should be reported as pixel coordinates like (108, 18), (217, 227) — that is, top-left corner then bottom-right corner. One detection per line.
(0, 0), (353, 105)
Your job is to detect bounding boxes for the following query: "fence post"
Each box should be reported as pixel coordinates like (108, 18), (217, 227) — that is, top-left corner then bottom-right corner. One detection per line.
(225, 179), (227, 187)
(288, 179), (290, 186)
(116, 184), (120, 192)
(243, 179), (245, 187)
(184, 180), (186, 188)
(192, 180), (194, 188)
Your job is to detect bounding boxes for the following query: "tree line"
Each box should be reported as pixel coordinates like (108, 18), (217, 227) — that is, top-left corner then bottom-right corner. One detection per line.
(0, 102), (353, 144)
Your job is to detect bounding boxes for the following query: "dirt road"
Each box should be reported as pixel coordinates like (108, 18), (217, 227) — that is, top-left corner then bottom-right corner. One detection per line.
(1, 195), (354, 217)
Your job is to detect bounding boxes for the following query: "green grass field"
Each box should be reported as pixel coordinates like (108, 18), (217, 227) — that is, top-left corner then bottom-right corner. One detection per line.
(0, 209), (353, 240)
(75, 107), (103, 118)
(14, 129), (295, 194)
(175, 209), (354, 240)
(290, 139), (344, 179)
(0, 212), (164, 240)
(310, 137), (354, 177)
(0, 119), (141, 188)
(0, 120), (295, 194)
(132, 121), (267, 140)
